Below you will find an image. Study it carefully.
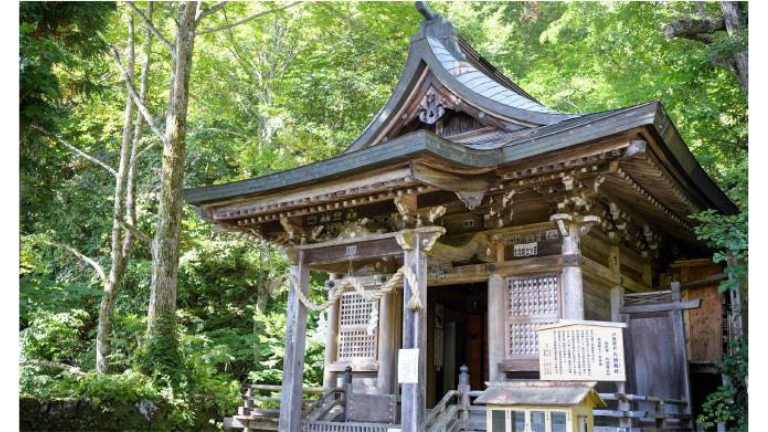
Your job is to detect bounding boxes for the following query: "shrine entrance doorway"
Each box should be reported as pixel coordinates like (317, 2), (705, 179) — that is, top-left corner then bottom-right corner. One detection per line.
(426, 282), (488, 407)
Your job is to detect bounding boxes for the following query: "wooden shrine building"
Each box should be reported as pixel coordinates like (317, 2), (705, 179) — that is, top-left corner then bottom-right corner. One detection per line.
(185, 3), (739, 431)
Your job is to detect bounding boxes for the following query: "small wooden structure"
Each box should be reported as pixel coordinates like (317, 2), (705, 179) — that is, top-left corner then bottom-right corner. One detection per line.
(476, 381), (604, 432)
(185, 3), (738, 432)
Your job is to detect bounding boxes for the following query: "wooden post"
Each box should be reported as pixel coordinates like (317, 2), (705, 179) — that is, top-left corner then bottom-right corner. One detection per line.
(487, 273), (505, 382)
(552, 214), (597, 320)
(562, 221), (584, 319)
(458, 365), (471, 426)
(397, 227), (444, 432)
(670, 281), (694, 428)
(377, 288), (397, 394)
(343, 366), (353, 422)
(278, 250), (310, 432)
(609, 239), (634, 430)
(322, 280), (340, 390)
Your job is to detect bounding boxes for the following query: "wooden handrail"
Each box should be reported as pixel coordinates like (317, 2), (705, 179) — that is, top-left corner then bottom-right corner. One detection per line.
(598, 392), (686, 405)
(680, 273), (727, 290)
(247, 383), (325, 394)
(305, 388), (345, 420)
(424, 390), (459, 427)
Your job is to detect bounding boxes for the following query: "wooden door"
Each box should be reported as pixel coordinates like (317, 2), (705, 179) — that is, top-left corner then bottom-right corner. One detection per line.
(466, 314), (484, 389)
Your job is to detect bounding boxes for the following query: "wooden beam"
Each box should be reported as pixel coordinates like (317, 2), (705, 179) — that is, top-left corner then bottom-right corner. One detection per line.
(278, 251), (309, 432)
(582, 256), (649, 293)
(303, 237), (402, 265)
(499, 358), (540, 372)
(491, 254), (573, 276)
(212, 166), (416, 219)
(620, 299), (701, 314)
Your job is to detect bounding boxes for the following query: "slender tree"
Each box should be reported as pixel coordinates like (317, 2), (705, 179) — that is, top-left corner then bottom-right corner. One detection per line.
(118, 0), (302, 374)
(32, 3), (155, 374)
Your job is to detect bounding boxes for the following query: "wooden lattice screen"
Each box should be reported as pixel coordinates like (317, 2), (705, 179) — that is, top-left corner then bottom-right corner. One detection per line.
(505, 274), (561, 358)
(337, 292), (378, 361)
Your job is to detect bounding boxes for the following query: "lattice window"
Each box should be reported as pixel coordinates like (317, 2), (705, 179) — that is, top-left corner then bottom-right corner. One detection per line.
(506, 274), (561, 358)
(337, 292), (378, 361)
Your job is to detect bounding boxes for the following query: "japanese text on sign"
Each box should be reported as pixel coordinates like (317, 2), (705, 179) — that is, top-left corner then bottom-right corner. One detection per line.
(537, 321), (626, 381)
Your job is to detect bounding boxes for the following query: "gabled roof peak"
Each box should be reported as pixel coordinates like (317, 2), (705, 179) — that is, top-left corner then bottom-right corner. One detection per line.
(413, 2), (466, 61)
(415, 1), (437, 21)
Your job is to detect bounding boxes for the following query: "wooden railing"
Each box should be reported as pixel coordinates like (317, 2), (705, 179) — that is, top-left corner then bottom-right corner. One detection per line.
(304, 388), (345, 421)
(224, 384), (328, 430)
(300, 421), (393, 432)
(424, 390), (459, 429)
(593, 392), (690, 431)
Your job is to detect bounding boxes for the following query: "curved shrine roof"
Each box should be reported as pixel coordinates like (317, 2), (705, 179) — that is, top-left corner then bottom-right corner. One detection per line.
(183, 4), (738, 219)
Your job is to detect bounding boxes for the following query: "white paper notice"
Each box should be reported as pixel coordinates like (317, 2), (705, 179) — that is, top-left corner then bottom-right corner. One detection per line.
(398, 348), (419, 384)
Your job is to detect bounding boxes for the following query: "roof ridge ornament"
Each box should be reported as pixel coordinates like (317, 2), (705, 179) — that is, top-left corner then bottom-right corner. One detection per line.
(415, 1), (437, 21)
(414, 2), (466, 61)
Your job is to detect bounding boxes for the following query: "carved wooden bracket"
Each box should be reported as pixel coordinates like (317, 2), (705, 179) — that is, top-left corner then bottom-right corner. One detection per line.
(550, 213), (601, 237)
(393, 193), (447, 229)
(600, 201), (662, 257)
(555, 174), (606, 215)
(279, 216), (305, 245)
(485, 189), (515, 228)
(395, 226), (447, 253)
(455, 190), (485, 210)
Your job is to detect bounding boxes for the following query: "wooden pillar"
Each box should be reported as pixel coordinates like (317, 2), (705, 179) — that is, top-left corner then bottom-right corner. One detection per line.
(458, 365), (471, 426)
(609, 239), (634, 429)
(671, 281), (694, 423)
(342, 366), (353, 422)
(561, 221), (584, 320)
(397, 227), (444, 432)
(278, 250), (310, 432)
(377, 288), (397, 394)
(487, 273), (505, 382)
(322, 279), (340, 390)
(552, 214), (597, 321)
(609, 242), (624, 324)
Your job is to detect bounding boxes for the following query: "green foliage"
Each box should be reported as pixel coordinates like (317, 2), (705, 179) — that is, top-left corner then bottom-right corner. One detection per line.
(697, 338), (748, 431)
(20, 2), (116, 235)
(692, 158), (747, 293)
(137, 314), (183, 382)
(21, 312), (241, 430)
(22, 309), (91, 365)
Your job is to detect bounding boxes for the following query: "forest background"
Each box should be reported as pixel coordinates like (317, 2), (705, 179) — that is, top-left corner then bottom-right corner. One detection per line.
(18, 1), (747, 430)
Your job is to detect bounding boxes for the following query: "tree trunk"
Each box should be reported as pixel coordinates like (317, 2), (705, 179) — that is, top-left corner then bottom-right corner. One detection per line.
(96, 14), (135, 374)
(145, 1), (197, 372)
(720, 1), (748, 94)
(123, 3), (154, 259)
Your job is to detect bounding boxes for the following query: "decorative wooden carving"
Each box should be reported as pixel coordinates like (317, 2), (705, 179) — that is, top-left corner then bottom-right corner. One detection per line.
(555, 174), (605, 215)
(392, 192), (447, 229)
(279, 216), (304, 244)
(599, 200), (662, 257)
(454, 190), (485, 210)
(485, 189), (515, 228)
(418, 87), (446, 125)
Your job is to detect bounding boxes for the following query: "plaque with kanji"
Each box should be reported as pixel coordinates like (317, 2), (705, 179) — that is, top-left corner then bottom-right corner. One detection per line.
(537, 320), (627, 382)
